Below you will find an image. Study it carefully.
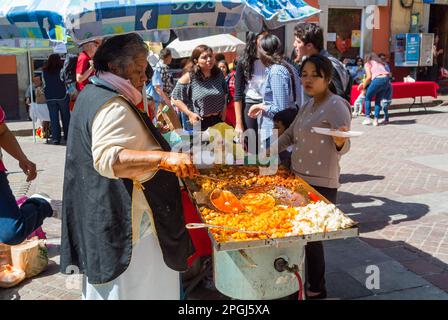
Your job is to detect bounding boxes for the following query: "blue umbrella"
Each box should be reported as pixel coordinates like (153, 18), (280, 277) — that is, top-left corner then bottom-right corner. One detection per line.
(0, 0), (68, 41)
(0, 0), (320, 43)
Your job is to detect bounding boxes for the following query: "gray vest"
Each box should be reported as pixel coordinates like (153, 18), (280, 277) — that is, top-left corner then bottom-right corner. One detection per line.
(60, 84), (194, 284)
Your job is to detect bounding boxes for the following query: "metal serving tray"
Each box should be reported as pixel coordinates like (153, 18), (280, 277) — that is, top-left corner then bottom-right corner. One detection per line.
(184, 166), (359, 252)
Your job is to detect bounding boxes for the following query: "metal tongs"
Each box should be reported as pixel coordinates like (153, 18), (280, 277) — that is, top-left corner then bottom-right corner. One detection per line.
(186, 223), (270, 237)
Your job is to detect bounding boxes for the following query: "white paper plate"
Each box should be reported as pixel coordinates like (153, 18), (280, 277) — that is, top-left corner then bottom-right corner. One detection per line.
(312, 127), (364, 138)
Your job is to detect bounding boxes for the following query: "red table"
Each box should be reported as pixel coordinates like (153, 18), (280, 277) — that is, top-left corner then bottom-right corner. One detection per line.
(350, 81), (439, 112)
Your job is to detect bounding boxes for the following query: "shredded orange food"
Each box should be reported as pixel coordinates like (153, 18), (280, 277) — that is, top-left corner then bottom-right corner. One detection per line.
(200, 206), (296, 242)
(191, 166), (324, 243)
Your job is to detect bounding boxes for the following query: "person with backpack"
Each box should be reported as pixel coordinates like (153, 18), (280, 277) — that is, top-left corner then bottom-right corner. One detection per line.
(60, 53), (79, 91)
(76, 39), (102, 92)
(60, 53), (81, 112)
(293, 22), (353, 103)
(247, 34), (302, 151)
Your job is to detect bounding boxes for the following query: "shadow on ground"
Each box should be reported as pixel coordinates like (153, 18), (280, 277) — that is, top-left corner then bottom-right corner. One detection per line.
(388, 119), (417, 125)
(340, 174), (385, 184)
(0, 286), (21, 300)
(337, 191), (430, 232)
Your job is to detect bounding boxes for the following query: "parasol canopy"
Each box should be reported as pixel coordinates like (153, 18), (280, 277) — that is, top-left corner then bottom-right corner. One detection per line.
(0, 0), (320, 44)
(166, 33), (245, 58)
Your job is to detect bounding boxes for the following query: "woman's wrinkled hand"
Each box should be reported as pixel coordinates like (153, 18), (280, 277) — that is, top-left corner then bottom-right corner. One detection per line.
(19, 158), (37, 182)
(159, 152), (199, 179)
(332, 126), (349, 149)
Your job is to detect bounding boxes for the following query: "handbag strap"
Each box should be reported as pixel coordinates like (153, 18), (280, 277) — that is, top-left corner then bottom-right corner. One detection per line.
(281, 61), (299, 110)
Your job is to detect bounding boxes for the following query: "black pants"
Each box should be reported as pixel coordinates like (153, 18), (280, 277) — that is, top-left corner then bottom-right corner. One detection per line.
(305, 186), (338, 293)
(429, 64), (439, 82)
(243, 100), (261, 154)
(200, 115), (221, 131)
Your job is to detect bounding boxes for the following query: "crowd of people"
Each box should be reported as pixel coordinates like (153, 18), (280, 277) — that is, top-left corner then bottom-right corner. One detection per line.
(4, 20), (428, 300)
(1, 22), (357, 300)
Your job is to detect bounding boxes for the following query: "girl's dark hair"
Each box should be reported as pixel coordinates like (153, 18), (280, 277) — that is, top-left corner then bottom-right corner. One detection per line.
(218, 60), (229, 75)
(364, 52), (385, 66)
(190, 44), (220, 81)
(241, 31), (266, 80)
(93, 33), (148, 75)
(43, 54), (63, 74)
(300, 54), (334, 82)
(215, 53), (226, 63)
(258, 34), (284, 67)
(301, 55), (337, 95)
(273, 108), (298, 129)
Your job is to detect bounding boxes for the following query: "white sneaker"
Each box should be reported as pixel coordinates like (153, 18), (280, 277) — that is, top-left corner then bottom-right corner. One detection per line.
(373, 119), (379, 126)
(352, 111), (358, 118)
(29, 193), (58, 217)
(362, 119), (371, 125)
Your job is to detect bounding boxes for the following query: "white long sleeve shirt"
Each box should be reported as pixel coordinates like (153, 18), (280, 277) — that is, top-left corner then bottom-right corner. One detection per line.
(91, 97), (162, 244)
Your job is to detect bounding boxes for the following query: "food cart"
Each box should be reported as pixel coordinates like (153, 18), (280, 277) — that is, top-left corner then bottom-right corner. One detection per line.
(184, 165), (359, 300)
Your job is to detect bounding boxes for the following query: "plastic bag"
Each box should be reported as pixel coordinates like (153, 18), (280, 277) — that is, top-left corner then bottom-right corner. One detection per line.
(11, 238), (48, 278)
(0, 265), (26, 288)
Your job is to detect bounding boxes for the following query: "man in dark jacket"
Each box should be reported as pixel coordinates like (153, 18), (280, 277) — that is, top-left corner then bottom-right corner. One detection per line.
(293, 22), (353, 103)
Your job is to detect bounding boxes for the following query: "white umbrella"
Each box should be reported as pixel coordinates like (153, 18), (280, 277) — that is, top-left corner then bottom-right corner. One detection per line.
(167, 34), (245, 59)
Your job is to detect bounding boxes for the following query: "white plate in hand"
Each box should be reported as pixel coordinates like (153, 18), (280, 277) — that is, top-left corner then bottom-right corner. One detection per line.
(312, 127), (363, 138)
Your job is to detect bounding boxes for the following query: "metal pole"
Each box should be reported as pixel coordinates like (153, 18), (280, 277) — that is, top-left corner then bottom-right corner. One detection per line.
(27, 43), (36, 143)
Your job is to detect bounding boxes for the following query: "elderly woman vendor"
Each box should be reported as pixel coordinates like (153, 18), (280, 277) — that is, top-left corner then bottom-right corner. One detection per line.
(61, 34), (198, 300)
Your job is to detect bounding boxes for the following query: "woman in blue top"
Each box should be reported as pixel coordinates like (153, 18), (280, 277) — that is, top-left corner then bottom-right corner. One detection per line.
(42, 54), (70, 145)
(247, 34), (302, 151)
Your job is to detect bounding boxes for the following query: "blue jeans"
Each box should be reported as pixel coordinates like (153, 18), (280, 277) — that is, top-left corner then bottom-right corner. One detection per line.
(365, 77), (392, 120)
(0, 172), (52, 245)
(180, 111), (193, 131)
(46, 95), (70, 143)
(381, 82), (393, 121)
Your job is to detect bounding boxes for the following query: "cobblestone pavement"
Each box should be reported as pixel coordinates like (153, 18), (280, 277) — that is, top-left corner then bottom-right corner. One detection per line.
(0, 136), (80, 300)
(338, 99), (448, 294)
(1, 98), (448, 300)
